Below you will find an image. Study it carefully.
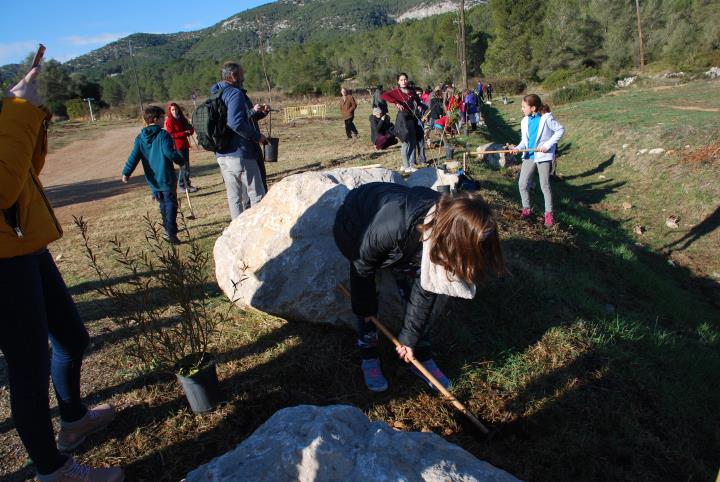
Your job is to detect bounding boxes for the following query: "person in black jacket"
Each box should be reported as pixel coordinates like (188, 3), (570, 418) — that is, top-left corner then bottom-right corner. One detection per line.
(369, 107), (396, 149)
(333, 183), (506, 392)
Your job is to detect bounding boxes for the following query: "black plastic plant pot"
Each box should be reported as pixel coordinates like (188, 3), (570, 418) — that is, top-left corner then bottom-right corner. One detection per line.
(176, 362), (221, 413)
(264, 137), (280, 162)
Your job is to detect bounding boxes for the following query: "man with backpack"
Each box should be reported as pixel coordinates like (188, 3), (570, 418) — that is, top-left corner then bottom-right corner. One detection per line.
(207, 61), (269, 220)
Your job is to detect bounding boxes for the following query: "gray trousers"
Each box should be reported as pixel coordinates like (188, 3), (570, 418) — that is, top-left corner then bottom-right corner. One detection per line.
(518, 158), (553, 213)
(217, 155), (266, 220)
(400, 136), (417, 169)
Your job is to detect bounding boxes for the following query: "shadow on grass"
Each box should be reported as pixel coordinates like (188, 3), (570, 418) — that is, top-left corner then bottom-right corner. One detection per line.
(662, 204), (720, 253)
(44, 163), (221, 208)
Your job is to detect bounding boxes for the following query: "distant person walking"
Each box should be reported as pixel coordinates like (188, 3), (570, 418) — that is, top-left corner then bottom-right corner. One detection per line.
(486, 83), (494, 101)
(165, 102), (197, 193)
(2, 66), (123, 482)
(340, 87), (359, 139)
(210, 61), (269, 220)
(509, 94), (565, 227)
(381, 73), (423, 172)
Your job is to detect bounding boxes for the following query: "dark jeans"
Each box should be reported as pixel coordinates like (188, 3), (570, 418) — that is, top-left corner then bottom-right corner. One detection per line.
(177, 149), (191, 188)
(155, 190), (178, 238)
(344, 117), (358, 138)
(0, 249), (89, 474)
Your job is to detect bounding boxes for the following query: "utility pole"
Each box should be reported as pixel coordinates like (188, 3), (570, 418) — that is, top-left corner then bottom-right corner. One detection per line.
(83, 97), (96, 122)
(635, 0), (645, 70)
(128, 40), (144, 114)
(458, 0), (467, 89)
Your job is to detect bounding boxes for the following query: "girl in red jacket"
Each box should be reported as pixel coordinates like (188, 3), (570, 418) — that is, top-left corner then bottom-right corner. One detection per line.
(165, 102), (197, 193)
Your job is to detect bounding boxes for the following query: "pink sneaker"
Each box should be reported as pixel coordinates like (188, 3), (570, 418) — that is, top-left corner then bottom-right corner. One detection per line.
(36, 456), (123, 482)
(361, 358), (388, 392)
(544, 212), (554, 227)
(57, 404), (115, 452)
(521, 208), (531, 219)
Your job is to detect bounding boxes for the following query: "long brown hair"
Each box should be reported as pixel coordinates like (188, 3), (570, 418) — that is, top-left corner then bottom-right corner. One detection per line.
(418, 192), (507, 285)
(523, 94), (551, 114)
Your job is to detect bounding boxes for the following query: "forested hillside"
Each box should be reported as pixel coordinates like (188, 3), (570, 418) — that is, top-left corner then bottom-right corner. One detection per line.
(2, 0), (718, 116)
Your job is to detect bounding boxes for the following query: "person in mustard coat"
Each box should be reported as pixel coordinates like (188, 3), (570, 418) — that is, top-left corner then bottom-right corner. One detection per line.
(0, 66), (123, 481)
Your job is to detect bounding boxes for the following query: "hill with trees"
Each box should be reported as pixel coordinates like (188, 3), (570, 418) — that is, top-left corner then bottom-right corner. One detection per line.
(3, 0), (719, 117)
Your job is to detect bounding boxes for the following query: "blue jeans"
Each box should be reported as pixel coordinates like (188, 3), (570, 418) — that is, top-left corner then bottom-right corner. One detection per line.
(0, 249), (89, 474)
(154, 190), (178, 238)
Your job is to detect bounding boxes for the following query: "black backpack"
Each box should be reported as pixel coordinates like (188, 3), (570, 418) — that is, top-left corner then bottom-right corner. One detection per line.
(192, 88), (230, 152)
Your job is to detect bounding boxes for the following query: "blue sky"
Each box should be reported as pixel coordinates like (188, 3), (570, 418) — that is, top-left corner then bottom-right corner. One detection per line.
(1, 0), (270, 66)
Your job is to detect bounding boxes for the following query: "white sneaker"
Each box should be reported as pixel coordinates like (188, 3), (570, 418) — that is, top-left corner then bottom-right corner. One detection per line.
(36, 456), (123, 482)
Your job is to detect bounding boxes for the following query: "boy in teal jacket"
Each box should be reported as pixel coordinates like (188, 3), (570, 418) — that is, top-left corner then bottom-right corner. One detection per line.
(122, 106), (184, 243)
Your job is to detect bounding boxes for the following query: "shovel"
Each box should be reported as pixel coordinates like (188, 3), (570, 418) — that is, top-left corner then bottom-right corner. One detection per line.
(475, 147), (539, 156)
(336, 283), (489, 434)
(184, 188), (196, 220)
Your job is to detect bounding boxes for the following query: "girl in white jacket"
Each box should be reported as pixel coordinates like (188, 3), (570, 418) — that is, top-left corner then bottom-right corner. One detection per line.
(510, 94), (564, 227)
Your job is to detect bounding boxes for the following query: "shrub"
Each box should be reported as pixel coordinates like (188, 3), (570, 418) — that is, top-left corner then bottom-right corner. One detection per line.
(46, 99), (68, 117)
(65, 98), (88, 119)
(319, 79), (341, 97)
(491, 78), (527, 95)
(542, 69), (575, 90)
(291, 82), (317, 96)
(74, 214), (231, 375)
(551, 80), (614, 105)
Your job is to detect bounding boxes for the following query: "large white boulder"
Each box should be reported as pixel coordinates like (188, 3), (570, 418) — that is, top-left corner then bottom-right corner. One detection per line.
(185, 405), (520, 482)
(214, 167), (410, 328)
(477, 143), (515, 168)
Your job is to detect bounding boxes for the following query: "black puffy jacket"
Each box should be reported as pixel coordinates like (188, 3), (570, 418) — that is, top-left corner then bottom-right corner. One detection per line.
(333, 182), (442, 348)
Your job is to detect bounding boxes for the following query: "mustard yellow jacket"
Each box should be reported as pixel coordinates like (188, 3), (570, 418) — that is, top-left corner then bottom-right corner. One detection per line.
(0, 97), (62, 258)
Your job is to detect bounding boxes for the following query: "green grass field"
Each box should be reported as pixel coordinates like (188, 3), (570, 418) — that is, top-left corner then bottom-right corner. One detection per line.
(1, 83), (718, 481)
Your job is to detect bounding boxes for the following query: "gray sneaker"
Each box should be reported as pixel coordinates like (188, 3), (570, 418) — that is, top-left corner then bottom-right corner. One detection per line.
(36, 456), (123, 482)
(57, 404), (115, 452)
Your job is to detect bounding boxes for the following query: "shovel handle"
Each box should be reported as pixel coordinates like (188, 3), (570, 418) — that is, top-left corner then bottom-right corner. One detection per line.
(336, 283), (489, 434)
(476, 148), (538, 155)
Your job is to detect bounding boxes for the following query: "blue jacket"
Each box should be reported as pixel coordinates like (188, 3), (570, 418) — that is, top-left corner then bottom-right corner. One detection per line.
(210, 81), (262, 159)
(122, 125), (183, 192)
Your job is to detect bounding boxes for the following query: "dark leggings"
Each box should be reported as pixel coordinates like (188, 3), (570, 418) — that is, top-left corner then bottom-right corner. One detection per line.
(344, 117), (358, 138)
(0, 249), (89, 474)
(178, 148), (191, 188)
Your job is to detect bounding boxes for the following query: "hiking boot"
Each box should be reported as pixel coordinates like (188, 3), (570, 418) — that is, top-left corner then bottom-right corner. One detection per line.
(179, 185), (198, 193)
(361, 358), (388, 392)
(37, 456), (123, 482)
(410, 358), (451, 391)
(544, 212), (555, 227)
(57, 404), (115, 452)
(521, 207), (531, 219)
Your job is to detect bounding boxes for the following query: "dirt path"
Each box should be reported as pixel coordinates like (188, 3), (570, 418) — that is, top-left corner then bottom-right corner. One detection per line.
(666, 105), (720, 112)
(39, 125), (149, 222)
(41, 125), (142, 187)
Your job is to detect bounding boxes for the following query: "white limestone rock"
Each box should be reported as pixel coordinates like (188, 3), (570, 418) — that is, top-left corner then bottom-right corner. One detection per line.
(477, 143), (515, 168)
(406, 167), (459, 191)
(185, 405), (521, 482)
(214, 167), (416, 328)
